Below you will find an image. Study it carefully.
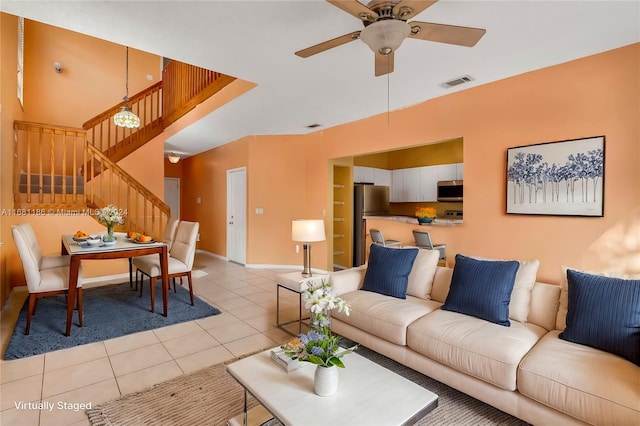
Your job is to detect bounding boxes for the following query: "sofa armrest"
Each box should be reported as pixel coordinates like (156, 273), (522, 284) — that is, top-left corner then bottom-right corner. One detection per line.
(330, 267), (366, 295)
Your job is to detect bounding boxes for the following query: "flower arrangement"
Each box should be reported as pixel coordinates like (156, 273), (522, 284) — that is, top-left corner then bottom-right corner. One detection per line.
(96, 204), (125, 241)
(281, 330), (356, 368)
(97, 204), (125, 227)
(302, 279), (350, 331)
(282, 278), (357, 369)
(415, 207), (437, 219)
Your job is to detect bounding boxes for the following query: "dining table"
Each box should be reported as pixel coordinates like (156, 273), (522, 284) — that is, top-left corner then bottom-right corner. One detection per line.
(61, 232), (169, 336)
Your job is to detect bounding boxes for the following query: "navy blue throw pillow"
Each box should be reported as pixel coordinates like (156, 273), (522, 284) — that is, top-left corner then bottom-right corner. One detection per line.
(559, 269), (640, 366)
(362, 244), (418, 299)
(441, 254), (519, 326)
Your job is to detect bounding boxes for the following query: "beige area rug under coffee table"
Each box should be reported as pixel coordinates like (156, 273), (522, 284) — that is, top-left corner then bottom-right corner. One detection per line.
(87, 346), (529, 426)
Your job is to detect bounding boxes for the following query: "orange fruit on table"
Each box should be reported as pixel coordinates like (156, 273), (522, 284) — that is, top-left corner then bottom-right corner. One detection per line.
(127, 231), (138, 239)
(137, 235), (152, 242)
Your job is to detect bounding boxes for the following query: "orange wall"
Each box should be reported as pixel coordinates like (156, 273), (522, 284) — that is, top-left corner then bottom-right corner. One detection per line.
(187, 43), (639, 284)
(179, 137), (249, 255)
(23, 20), (161, 128)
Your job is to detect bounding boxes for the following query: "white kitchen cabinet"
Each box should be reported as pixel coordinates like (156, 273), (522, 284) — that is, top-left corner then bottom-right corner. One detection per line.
(403, 167), (421, 202)
(374, 168), (392, 186)
(437, 164), (457, 181)
(420, 166), (438, 201)
(353, 166), (375, 183)
(456, 163), (464, 179)
(390, 169), (404, 202)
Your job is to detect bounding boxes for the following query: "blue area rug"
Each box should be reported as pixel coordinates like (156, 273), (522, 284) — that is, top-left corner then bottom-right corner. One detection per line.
(3, 281), (221, 360)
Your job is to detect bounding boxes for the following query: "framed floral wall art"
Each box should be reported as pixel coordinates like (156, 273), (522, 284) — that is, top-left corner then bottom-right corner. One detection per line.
(506, 136), (605, 216)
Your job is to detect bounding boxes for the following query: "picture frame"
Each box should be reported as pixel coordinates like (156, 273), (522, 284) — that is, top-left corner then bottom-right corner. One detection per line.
(506, 136), (605, 217)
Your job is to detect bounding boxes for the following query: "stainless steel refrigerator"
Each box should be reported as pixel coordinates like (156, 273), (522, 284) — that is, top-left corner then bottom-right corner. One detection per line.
(353, 184), (390, 266)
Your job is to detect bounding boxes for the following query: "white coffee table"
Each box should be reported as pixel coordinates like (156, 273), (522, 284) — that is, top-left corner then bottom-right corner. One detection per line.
(226, 348), (438, 426)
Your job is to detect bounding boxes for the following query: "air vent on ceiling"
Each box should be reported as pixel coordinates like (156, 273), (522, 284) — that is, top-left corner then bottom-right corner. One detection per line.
(306, 123), (322, 129)
(439, 75), (475, 89)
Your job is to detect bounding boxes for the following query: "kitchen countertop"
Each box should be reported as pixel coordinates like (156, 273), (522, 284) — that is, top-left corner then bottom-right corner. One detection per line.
(364, 215), (463, 226)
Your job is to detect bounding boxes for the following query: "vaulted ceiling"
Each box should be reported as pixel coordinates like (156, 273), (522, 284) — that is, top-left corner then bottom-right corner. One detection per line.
(2, 1), (638, 158)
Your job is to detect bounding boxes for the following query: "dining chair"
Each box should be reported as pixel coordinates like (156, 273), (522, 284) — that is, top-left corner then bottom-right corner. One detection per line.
(130, 217), (179, 289)
(412, 230), (446, 260)
(369, 229), (401, 247)
(133, 220), (199, 312)
(11, 223), (83, 335)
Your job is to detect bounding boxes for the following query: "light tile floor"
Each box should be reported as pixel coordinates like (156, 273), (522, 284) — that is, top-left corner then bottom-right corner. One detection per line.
(0, 252), (306, 426)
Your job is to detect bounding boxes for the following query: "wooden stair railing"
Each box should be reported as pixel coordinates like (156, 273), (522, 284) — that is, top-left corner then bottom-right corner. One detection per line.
(13, 121), (87, 209)
(13, 121), (170, 239)
(82, 60), (235, 164)
(82, 81), (164, 164)
(84, 143), (170, 238)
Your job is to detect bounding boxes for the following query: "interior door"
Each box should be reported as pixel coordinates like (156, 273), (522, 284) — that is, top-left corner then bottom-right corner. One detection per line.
(164, 178), (180, 219)
(227, 167), (247, 265)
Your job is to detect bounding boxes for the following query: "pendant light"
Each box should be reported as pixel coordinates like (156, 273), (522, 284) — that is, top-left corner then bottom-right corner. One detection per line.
(113, 47), (140, 128)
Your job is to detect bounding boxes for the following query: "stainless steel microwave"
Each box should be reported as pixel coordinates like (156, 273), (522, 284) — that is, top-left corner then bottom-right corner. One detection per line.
(437, 180), (463, 202)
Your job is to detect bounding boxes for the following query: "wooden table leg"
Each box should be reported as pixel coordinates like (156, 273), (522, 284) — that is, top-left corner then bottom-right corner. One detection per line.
(160, 245), (169, 317)
(66, 255), (81, 336)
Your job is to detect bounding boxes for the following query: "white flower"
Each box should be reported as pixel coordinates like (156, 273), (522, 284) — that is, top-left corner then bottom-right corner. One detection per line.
(97, 204), (125, 227)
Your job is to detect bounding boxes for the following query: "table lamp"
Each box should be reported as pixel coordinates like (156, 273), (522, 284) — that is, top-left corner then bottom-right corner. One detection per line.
(292, 219), (325, 277)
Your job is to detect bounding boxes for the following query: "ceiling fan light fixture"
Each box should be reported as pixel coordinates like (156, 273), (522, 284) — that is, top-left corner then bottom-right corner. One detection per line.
(360, 20), (410, 55)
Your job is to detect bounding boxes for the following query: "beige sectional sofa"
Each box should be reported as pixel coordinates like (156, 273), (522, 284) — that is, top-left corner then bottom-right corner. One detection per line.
(329, 251), (640, 426)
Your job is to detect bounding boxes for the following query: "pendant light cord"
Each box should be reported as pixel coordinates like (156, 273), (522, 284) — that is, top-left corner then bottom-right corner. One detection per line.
(387, 55), (390, 125)
(124, 47), (129, 101)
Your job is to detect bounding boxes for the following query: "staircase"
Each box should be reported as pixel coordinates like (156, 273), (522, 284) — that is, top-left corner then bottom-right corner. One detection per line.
(13, 60), (235, 237)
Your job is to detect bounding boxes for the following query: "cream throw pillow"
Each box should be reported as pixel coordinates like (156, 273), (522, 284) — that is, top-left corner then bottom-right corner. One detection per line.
(406, 249), (440, 300)
(470, 256), (539, 323)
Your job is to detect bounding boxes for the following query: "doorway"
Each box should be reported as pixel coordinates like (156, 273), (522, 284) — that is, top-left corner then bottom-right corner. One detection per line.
(164, 178), (180, 219)
(227, 167), (247, 265)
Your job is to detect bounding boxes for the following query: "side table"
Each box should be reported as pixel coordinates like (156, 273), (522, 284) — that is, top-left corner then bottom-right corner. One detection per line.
(276, 271), (329, 335)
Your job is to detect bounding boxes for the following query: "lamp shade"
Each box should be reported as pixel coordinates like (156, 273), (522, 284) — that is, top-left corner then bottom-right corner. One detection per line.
(360, 20), (411, 55)
(292, 219), (325, 242)
(168, 153), (180, 163)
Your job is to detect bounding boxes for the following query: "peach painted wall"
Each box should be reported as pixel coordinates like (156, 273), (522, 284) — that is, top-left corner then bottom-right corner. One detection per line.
(23, 20), (161, 128)
(179, 137), (249, 255)
(1, 16), (166, 293)
(190, 43), (638, 285)
(1, 13), (26, 302)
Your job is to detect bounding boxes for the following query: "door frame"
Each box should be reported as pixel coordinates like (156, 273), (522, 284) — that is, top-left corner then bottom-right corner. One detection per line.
(226, 167), (247, 265)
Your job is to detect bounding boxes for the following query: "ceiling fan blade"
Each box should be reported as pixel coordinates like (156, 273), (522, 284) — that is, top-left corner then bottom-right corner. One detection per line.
(375, 51), (394, 77)
(327, 0), (378, 22)
(393, 1), (439, 21)
(295, 31), (361, 58)
(408, 21), (486, 47)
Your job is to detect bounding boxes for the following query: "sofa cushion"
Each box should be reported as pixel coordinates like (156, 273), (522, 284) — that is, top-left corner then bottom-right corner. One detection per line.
(332, 290), (441, 346)
(560, 269), (640, 366)
(518, 331), (640, 425)
(362, 244), (418, 299)
(441, 254), (519, 326)
(556, 266), (631, 330)
(470, 256), (539, 323)
(406, 249), (440, 300)
(407, 309), (546, 390)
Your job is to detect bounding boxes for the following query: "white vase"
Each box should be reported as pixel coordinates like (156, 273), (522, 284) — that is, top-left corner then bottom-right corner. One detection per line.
(314, 365), (339, 396)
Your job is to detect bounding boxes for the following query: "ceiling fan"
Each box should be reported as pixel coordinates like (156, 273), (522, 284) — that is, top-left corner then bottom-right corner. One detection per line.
(295, 0), (486, 76)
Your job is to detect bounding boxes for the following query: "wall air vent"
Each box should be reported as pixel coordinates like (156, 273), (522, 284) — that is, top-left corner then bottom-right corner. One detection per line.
(439, 75), (475, 89)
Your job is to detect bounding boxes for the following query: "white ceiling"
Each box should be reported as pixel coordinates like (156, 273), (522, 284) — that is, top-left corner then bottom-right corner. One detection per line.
(2, 1), (639, 158)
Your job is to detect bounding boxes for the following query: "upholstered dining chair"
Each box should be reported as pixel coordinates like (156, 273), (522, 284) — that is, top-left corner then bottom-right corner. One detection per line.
(412, 230), (446, 261)
(130, 217), (179, 289)
(11, 222), (83, 335)
(133, 220), (199, 312)
(369, 229), (401, 248)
